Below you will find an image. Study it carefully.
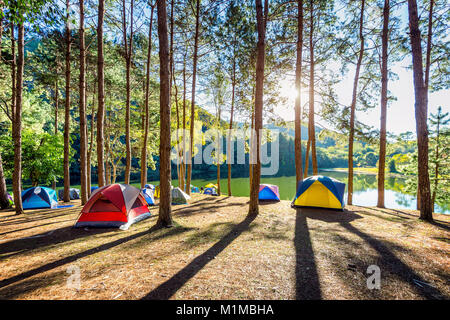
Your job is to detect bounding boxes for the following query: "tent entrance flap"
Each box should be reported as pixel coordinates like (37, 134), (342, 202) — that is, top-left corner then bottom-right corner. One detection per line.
(294, 180), (342, 209)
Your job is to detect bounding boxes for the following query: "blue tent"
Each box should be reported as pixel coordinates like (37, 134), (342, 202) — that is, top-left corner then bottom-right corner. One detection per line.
(258, 184), (280, 201)
(141, 188), (155, 205)
(91, 186), (99, 193)
(191, 186), (200, 193)
(22, 186), (58, 209)
(204, 187), (218, 196)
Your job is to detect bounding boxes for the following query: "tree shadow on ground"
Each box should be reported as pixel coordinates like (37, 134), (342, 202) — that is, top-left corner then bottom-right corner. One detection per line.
(0, 207), (80, 226)
(259, 200), (281, 206)
(303, 207), (446, 299)
(0, 224), (191, 293)
(0, 218), (76, 237)
(294, 208), (323, 299)
(363, 206), (450, 231)
(142, 214), (257, 299)
(0, 226), (111, 259)
(339, 215), (447, 300)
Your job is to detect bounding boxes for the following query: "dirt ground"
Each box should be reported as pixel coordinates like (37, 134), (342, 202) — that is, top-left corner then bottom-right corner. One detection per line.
(0, 194), (448, 300)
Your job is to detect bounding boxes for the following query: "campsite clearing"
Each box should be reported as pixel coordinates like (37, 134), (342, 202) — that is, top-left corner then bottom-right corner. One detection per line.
(0, 194), (448, 300)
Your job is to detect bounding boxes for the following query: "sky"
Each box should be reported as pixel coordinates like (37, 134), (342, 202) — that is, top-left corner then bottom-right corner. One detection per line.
(274, 58), (449, 136)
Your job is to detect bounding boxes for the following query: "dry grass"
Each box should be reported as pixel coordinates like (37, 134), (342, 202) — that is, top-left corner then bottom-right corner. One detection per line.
(0, 194), (448, 300)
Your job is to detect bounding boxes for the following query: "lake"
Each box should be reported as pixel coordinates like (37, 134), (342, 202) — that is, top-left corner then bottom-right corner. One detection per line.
(151, 170), (449, 214)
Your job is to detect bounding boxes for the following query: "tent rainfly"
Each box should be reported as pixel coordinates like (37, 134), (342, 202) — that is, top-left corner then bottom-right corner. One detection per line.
(75, 184), (151, 230)
(22, 187), (58, 209)
(292, 175), (345, 210)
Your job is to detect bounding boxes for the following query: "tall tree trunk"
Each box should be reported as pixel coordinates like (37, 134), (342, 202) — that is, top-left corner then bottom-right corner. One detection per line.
(304, 137), (310, 178)
(123, 0), (134, 185)
(248, 0), (268, 217)
(156, 0), (173, 227)
(431, 110), (440, 208)
(407, 0), (433, 221)
(294, 0), (304, 188)
(97, 0), (106, 187)
(377, 0), (389, 208)
(63, 0), (71, 203)
(140, 3), (155, 189)
(79, 0), (88, 204)
(216, 106), (221, 196)
(105, 106), (111, 185)
(308, 0), (317, 176)
(12, 22), (24, 215)
(424, 0), (433, 92)
(11, 23), (16, 124)
(186, 0), (200, 195)
(347, 0), (365, 206)
(52, 80), (59, 190)
(249, 102), (254, 190)
(180, 56), (187, 191)
(227, 57), (236, 196)
(87, 86), (96, 195)
(0, 154), (10, 209)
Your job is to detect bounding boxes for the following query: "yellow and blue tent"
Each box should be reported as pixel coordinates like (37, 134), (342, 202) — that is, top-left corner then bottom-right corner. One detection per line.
(292, 175), (345, 210)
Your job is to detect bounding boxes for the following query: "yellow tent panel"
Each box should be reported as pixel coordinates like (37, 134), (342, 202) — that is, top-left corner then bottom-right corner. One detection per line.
(294, 180), (342, 209)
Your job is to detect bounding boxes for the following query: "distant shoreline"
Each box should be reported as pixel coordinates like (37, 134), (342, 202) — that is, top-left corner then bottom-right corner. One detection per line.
(321, 168), (407, 179)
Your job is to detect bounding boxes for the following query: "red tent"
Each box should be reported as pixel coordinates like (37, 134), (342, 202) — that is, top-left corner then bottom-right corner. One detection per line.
(74, 184), (151, 230)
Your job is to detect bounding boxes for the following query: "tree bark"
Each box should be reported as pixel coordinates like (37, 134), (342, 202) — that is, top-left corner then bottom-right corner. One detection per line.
(12, 22), (24, 215)
(347, 0), (365, 206)
(304, 137), (310, 178)
(180, 56), (187, 191)
(294, 0), (304, 188)
(79, 0), (88, 204)
(140, 3), (155, 189)
(87, 85), (96, 196)
(407, 0), (433, 221)
(186, 0), (200, 195)
(216, 106), (221, 196)
(248, 0), (267, 217)
(52, 80), (59, 190)
(97, 0), (106, 187)
(227, 57), (236, 196)
(123, 0), (134, 185)
(11, 23), (16, 124)
(63, 0), (72, 203)
(308, 0), (317, 176)
(431, 109), (440, 208)
(156, 0), (173, 227)
(377, 0), (389, 208)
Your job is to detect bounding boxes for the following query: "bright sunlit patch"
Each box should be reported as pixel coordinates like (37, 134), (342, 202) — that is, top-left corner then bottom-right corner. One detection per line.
(279, 79), (299, 101)
(274, 79), (305, 122)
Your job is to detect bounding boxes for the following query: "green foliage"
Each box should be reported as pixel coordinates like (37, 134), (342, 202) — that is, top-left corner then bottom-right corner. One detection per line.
(0, 128), (66, 185)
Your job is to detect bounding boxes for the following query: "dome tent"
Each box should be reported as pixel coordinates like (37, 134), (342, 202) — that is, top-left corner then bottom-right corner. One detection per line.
(292, 175), (345, 210)
(258, 184), (280, 201)
(171, 187), (191, 205)
(58, 188), (80, 200)
(22, 187), (58, 209)
(203, 187), (218, 196)
(141, 188), (155, 205)
(75, 184), (151, 230)
(205, 183), (218, 189)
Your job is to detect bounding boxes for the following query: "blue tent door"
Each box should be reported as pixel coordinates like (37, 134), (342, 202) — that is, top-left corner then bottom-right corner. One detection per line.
(23, 193), (51, 209)
(259, 187), (277, 200)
